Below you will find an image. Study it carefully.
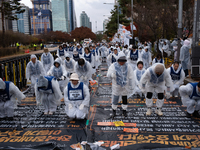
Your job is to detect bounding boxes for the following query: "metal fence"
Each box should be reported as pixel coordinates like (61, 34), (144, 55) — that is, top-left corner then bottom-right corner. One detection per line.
(0, 50), (57, 89)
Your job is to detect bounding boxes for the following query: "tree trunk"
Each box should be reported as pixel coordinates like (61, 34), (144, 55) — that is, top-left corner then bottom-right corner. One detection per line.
(1, 0), (5, 48)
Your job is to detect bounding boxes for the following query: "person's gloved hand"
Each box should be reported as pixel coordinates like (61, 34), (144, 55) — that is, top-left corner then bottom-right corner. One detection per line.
(92, 66), (95, 69)
(37, 101), (42, 106)
(79, 104), (84, 110)
(80, 76), (84, 81)
(166, 92), (171, 99)
(68, 103), (73, 110)
(111, 73), (116, 79)
(129, 85), (134, 90)
(61, 76), (65, 80)
(140, 84), (146, 93)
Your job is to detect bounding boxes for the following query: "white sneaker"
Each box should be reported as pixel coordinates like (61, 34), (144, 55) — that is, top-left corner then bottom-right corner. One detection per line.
(146, 108), (152, 116)
(175, 95), (178, 98)
(49, 112), (53, 115)
(155, 108), (163, 116)
(44, 112), (48, 115)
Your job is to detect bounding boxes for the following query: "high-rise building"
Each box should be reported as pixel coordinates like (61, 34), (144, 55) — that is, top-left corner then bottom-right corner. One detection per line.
(12, 4), (31, 35)
(52, 0), (76, 32)
(80, 11), (91, 29)
(30, 0), (52, 35)
(103, 19), (109, 32)
(69, 0), (77, 31)
(52, 0), (69, 32)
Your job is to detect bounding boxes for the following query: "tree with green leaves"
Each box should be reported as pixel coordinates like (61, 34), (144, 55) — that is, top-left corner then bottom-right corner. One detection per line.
(105, 5), (130, 37)
(0, 0), (25, 47)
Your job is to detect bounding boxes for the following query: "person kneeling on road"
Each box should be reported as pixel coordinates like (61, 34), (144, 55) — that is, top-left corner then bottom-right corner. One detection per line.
(64, 73), (90, 120)
(179, 81), (200, 118)
(107, 51), (135, 118)
(47, 58), (68, 92)
(0, 78), (25, 120)
(35, 76), (63, 115)
(139, 63), (174, 116)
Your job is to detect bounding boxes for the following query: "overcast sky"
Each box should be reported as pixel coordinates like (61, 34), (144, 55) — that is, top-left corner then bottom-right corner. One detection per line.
(20, 0), (114, 32)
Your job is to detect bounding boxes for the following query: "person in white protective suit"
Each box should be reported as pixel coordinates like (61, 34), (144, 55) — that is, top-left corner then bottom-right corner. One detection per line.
(64, 73), (90, 120)
(35, 76), (63, 115)
(56, 45), (66, 63)
(167, 61), (185, 98)
(107, 48), (118, 67)
(127, 45), (141, 71)
(0, 78), (25, 120)
(67, 43), (74, 58)
(91, 44), (99, 70)
(41, 48), (54, 73)
(83, 47), (95, 69)
(180, 39), (190, 77)
(73, 50), (81, 62)
(133, 61), (146, 97)
(98, 43), (108, 63)
(179, 81), (200, 118)
(162, 41), (170, 57)
(115, 44), (121, 52)
(141, 46), (152, 69)
(122, 45), (129, 56)
(152, 53), (165, 65)
(147, 41), (152, 52)
(138, 46), (144, 56)
(76, 44), (84, 56)
(107, 51), (135, 118)
(47, 58), (68, 92)
(26, 54), (46, 95)
(74, 58), (93, 86)
(64, 53), (76, 78)
(139, 63), (174, 116)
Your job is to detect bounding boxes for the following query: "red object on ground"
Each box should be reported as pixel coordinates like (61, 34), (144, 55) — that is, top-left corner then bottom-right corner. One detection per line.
(25, 49), (30, 53)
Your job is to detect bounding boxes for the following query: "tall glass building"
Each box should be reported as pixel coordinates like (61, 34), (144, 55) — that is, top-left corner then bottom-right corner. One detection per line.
(12, 4), (31, 35)
(80, 11), (92, 30)
(30, 0), (52, 35)
(52, 0), (76, 32)
(68, 0), (77, 32)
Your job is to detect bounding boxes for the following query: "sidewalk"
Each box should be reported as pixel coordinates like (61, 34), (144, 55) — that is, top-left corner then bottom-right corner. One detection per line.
(0, 47), (58, 61)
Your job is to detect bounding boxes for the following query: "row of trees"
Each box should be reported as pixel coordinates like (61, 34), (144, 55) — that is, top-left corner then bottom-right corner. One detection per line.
(105, 0), (194, 42)
(0, 0), (99, 47)
(0, 26), (98, 47)
(0, 31), (39, 47)
(38, 27), (97, 43)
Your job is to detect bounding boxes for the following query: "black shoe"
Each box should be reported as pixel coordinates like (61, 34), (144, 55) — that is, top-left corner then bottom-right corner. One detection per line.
(186, 112), (192, 118)
(193, 111), (200, 118)
(111, 109), (116, 119)
(6, 117), (13, 121)
(0, 117), (6, 121)
(122, 110), (127, 117)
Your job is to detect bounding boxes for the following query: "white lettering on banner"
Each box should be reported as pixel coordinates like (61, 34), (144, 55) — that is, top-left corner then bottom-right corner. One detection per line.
(69, 90), (82, 100)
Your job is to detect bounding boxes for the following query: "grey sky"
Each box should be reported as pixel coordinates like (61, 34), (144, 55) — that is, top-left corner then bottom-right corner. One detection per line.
(20, 0), (114, 32)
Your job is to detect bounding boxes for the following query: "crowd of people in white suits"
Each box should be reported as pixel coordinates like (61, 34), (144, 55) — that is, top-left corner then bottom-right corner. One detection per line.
(0, 37), (199, 121)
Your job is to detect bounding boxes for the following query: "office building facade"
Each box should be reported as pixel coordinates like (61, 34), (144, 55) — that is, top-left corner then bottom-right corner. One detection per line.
(30, 0), (52, 35)
(52, 0), (76, 32)
(80, 11), (91, 30)
(12, 4), (31, 34)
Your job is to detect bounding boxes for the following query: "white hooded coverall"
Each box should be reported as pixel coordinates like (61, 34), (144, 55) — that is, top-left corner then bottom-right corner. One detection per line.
(41, 52), (54, 73)
(26, 54), (46, 93)
(179, 83), (200, 114)
(64, 81), (90, 119)
(166, 64), (185, 96)
(139, 63), (174, 108)
(0, 78), (25, 118)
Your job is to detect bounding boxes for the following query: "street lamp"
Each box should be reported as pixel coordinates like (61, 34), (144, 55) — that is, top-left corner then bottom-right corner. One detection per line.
(103, 1), (119, 29)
